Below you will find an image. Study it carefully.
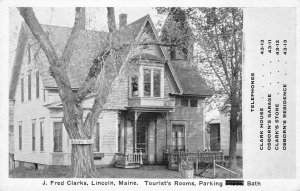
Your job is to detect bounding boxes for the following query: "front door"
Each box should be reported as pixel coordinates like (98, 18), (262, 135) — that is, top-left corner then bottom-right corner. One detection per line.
(210, 123), (220, 151)
(136, 126), (147, 153)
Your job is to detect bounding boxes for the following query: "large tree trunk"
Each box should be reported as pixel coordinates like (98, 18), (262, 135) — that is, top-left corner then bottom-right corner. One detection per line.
(71, 144), (96, 177)
(62, 101), (98, 178)
(228, 90), (239, 170)
(228, 109), (237, 169)
(19, 7), (118, 178)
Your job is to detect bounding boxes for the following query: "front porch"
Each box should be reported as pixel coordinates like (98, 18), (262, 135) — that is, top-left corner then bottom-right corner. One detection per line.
(116, 106), (173, 167)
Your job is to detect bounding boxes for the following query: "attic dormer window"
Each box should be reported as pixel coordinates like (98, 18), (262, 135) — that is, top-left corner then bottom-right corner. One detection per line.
(170, 47), (176, 60)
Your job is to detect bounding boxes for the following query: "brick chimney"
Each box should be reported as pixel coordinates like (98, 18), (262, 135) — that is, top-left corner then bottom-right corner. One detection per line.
(119, 14), (127, 29)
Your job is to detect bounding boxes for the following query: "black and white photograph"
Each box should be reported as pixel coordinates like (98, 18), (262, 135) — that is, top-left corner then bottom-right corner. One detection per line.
(7, 7), (243, 179)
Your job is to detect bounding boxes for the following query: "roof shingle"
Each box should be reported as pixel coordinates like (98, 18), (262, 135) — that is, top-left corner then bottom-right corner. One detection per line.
(171, 60), (213, 96)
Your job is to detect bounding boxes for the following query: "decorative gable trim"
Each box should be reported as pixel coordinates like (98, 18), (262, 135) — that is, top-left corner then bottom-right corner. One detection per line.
(135, 15), (183, 94)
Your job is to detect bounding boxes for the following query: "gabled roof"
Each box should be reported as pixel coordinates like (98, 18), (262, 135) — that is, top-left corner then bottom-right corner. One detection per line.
(38, 25), (108, 88)
(9, 13), (211, 100)
(171, 60), (213, 96)
(9, 15), (149, 100)
(160, 8), (212, 97)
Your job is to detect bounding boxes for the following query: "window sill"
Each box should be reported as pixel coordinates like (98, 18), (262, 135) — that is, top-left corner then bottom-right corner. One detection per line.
(94, 153), (104, 160)
(129, 97), (164, 107)
(51, 152), (64, 154)
(129, 97), (164, 100)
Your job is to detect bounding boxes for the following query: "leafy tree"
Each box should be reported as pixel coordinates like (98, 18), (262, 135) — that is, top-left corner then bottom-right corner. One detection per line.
(156, 7), (243, 169)
(18, 7), (133, 177)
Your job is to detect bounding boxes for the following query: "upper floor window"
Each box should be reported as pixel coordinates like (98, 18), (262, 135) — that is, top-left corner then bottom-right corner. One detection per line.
(143, 68), (162, 97)
(131, 77), (138, 97)
(181, 99), (189, 107)
(28, 73), (31, 100)
(190, 100), (198, 107)
(143, 69), (151, 97)
(181, 99), (198, 107)
(153, 70), (161, 97)
(170, 47), (176, 60)
(36, 71), (39, 98)
(21, 78), (24, 103)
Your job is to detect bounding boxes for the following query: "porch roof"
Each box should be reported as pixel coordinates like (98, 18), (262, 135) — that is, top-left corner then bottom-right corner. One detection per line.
(126, 106), (174, 112)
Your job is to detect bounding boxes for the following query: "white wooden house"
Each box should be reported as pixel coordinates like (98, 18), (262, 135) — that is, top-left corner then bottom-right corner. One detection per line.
(208, 113), (243, 157)
(9, 13), (213, 169)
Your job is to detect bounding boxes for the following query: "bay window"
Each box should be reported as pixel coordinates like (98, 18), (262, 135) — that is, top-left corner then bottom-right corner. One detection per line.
(129, 66), (164, 104)
(153, 70), (161, 97)
(131, 77), (139, 97)
(142, 68), (162, 98)
(143, 69), (151, 97)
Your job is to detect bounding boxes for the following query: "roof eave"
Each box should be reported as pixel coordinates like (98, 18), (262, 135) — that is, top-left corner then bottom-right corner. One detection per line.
(9, 23), (29, 100)
(169, 93), (212, 98)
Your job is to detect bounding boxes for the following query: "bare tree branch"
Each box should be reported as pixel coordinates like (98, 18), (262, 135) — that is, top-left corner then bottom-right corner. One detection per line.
(18, 8), (59, 64)
(206, 55), (230, 95)
(82, 7), (119, 131)
(18, 7), (74, 100)
(213, 23), (231, 85)
(62, 7), (86, 64)
(75, 47), (110, 102)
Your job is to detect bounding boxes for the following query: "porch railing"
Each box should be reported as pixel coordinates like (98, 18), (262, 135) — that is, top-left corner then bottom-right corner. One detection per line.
(126, 151), (143, 165)
(116, 150), (143, 167)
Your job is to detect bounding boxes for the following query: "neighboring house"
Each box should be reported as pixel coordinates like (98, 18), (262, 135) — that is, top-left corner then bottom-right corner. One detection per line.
(9, 13), (212, 169)
(208, 113), (243, 157)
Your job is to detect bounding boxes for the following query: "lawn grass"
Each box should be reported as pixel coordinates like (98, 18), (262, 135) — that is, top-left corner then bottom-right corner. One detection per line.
(9, 164), (242, 179)
(9, 165), (182, 178)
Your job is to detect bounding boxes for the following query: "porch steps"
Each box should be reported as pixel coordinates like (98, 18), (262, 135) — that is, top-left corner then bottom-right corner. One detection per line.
(115, 163), (140, 169)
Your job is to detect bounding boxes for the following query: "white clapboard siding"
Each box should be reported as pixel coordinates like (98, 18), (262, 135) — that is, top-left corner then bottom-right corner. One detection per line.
(100, 110), (118, 153)
(14, 66), (52, 165)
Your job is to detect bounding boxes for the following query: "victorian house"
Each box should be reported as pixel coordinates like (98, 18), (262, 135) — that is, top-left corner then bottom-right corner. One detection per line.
(9, 11), (212, 169)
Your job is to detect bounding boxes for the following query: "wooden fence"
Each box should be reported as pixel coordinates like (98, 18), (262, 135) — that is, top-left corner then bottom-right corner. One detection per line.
(168, 151), (225, 171)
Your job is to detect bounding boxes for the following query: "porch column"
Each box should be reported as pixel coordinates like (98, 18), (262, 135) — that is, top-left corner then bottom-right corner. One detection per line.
(154, 115), (157, 163)
(124, 112), (127, 154)
(165, 112), (169, 150)
(134, 111), (138, 152)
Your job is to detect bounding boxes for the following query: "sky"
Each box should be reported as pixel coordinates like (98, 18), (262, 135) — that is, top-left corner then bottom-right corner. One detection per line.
(9, 7), (166, 73)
